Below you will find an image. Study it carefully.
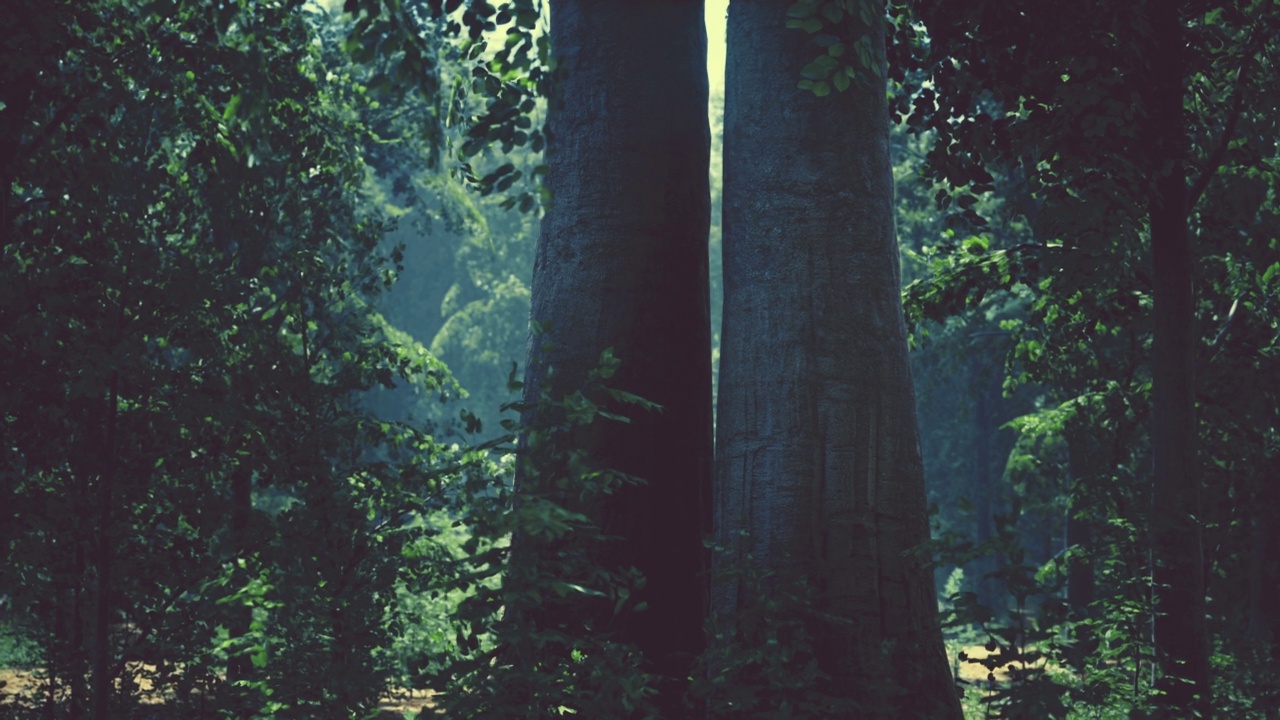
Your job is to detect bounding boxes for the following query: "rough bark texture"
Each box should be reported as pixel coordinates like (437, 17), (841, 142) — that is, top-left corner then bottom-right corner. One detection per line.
(1146, 2), (1212, 716)
(519, 0), (712, 713)
(715, 2), (960, 716)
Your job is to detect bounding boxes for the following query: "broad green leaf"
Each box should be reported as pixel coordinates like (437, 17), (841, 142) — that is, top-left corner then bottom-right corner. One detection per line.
(787, 0), (819, 19)
(222, 93), (242, 121)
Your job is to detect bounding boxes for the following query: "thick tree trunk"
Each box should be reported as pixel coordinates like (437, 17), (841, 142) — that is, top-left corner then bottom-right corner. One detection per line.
(518, 1), (712, 714)
(1146, 2), (1211, 716)
(715, 2), (960, 717)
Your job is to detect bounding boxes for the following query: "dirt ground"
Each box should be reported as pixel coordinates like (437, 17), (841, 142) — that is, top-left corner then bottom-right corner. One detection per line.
(951, 643), (1050, 684)
(0, 666), (436, 718)
(4, 647), (1034, 715)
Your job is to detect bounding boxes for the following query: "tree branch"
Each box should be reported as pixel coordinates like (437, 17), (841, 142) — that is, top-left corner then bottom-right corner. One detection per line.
(1187, 26), (1267, 209)
(12, 93), (86, 171)
(1187, 80), (1244, 210)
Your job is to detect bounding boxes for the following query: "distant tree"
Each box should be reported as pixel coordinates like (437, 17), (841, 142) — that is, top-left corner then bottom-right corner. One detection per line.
(1144, 5), (1212, 714)
(898, 0), (1280, 714)
(0, 2), (478, 717)
(713, 1), (961, 716)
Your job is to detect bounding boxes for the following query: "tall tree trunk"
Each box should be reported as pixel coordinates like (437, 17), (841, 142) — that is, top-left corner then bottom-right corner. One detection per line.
(1064, 423), (1096, 616)
(71, 539), (87, 720)
(971, 353), (1001, 612)
(715, 2), (960, 716)
(1249, 455), (1280, 661)
(92, 372), (118, 720)
(518, 1), (712, 714)
(1146, 2), (1211, 716)
(1062, 417), (1099, 673)
(228, 466), (253, 711)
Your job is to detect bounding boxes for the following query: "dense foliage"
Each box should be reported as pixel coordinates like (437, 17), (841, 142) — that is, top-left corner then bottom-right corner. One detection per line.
(3, 0), (1278, 718)
(0, 1), (501, 717)
(886, 1), (1280, 716)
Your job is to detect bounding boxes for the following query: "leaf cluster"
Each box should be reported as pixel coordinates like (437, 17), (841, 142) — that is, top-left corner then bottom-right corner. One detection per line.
(430, 352), (664, 720)
(0, 2), (501, 717)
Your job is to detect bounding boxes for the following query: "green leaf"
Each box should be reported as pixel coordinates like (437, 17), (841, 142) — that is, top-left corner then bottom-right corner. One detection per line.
(787, 1), (819, 18)
(963, 237), (989, 255)
(1262, 262), (1278, 285)
(800, 55), (838, 80)
(222, 93), (242, 122)
(821, 2), (844, 23)
(787, 16), (824, 32)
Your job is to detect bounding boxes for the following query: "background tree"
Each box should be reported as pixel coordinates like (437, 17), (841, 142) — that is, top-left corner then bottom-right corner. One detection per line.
(0, 2), (505, 717)
(896, 0), (1280, 714)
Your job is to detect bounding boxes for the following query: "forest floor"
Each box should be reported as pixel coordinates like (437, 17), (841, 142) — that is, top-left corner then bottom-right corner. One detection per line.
(0, 666), (438, 718)
(950, 643), (1046, 684)
(2, 646), (1024, 717)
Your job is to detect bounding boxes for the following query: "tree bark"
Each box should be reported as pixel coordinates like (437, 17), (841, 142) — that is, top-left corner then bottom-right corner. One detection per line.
(1248, 455), (1280, 661)
(1146, 2), (1211, 716)
(228, 466), (253, 711)
(518, 1), (712, 714)
(71, 540), (87, 720)
(92, 371), (118, 720)
(1064, 424), (1096, 616)
(715, 1), (960, 716)
(971, 354), (1002, 612)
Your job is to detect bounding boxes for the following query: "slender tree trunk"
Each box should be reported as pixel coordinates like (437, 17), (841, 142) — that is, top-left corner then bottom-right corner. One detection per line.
(92, 372), (118, 720)
(1064, 425), (1096, 615)
(1146, 2), (1211, 716)
(971, 354), (1001, 611)
(0, 70), (32, 245)
(1062, 418), (1099, 673)
(1249, 455), (1280, 661)
(518, 1), (712, 714)
(44, 573), (57, 720)
(228, 466), (252, 710)
(71, 540), (86, 720)
(716, 2), (960, 716)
